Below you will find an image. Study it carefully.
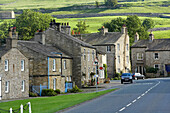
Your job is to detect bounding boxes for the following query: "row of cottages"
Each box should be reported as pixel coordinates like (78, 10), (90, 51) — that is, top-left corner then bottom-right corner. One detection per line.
(0, 21), (106, 100)
(131, 32), (170, 77)
(73, 25), (131, 78)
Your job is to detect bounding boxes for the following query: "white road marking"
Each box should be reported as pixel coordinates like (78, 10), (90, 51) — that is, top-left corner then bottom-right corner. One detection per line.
(119, 107), (126, 112)
(116, 81), (161, 112)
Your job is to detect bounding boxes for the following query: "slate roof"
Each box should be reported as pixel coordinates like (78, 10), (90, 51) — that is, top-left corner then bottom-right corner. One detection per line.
(47, 28), (96, 49)
(0, 45), (9, 57)
(18, 40), (72, 58)
(80, 32), (123, 46)
(131, 39), (170, 51)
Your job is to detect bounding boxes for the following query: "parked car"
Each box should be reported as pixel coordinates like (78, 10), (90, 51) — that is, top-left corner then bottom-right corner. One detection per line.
(132, 73), (145, 80)
(121, 73), (133, 84)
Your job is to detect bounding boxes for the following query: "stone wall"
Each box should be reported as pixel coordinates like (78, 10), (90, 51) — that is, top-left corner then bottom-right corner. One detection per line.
(0, 11), (15, 19)
(0, 48), (29, 100)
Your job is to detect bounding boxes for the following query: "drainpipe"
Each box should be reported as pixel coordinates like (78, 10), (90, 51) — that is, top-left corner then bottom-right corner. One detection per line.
(48, 57), (50, 89)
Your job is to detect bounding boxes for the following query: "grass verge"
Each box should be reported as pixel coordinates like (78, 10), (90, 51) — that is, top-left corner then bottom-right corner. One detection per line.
(0, 88), (118, 113)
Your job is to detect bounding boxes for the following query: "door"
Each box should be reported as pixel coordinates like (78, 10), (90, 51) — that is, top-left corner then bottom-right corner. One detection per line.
(0, 77), (1, 100)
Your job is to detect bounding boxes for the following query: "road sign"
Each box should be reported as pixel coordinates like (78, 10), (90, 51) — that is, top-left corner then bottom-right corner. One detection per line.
(93, 58), (99, 66)
(99, 66), (103, 70)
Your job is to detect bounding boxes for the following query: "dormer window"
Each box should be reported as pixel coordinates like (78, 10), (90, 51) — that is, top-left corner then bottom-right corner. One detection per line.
(137, 53), (143, 60)
(154, 53), (159, 60)
(107, 46), (111, 52)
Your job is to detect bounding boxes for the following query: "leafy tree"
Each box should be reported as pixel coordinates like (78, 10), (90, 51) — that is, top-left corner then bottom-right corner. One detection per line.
(142, 18), (155, 30)
(105, 0), (118, 8)
(73, 21), (89, 34)
(95, 1), (99, 8)
(14, 9), (52, 40)
(103, 17), (126, 32)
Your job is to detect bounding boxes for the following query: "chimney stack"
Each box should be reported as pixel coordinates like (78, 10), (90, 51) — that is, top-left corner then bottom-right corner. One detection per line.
(134, 32), (139, 42)
(149, 31), (154, 42)
(100, 26), (108, 36)
(121, 24), (127, 34)
(6, 27), (18, 49)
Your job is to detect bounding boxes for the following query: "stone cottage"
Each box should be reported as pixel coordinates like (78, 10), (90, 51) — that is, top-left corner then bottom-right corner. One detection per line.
(75, 26), (131, 78)
(131, 32), (170, 77)
(32, 20), (102, 87)
(0, 28), (29, 100)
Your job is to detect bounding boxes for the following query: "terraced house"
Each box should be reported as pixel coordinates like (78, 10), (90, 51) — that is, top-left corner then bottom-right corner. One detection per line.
(33, 20), (105, 87)
(74, 25), (131, 78)
(131, 32), (170, 77)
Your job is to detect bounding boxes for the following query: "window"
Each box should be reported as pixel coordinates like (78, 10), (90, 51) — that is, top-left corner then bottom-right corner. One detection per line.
(118, 56), (120, 64)
(69, 76), (72, 81)
(5, 81), (9, 93)
(154, 53), (159, 60)
(84, 49), (86, 60)
(117, 43), (120, 51)
(64, 60), (66, 69)
(118, 68), (120, 73)
(53, 78), (56, 90)
(126, 56), (129, 64)
(92, 50), (95, 61)
(137, 53), (143, 60)
(88, 50), (90, 61)
(21, 60), (25, 71)
(52, 59), (56, 71)
(154, 64), (159, 69)
(21, 80), (25, 92)
(107, 46), (111, 52)
(66, 77), (69, 81)
(5, 60), (8, 71)
(126, 44), (128, 51)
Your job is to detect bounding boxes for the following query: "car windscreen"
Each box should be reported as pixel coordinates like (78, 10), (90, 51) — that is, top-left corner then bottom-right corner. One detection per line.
(121, 74), (131, 76)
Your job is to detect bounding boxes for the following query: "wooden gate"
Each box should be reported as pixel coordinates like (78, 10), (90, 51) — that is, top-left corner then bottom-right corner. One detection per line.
(0, 77), (1, 100)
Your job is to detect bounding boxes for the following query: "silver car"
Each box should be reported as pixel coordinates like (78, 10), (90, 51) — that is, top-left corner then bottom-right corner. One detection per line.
(121, 73), (133, 84)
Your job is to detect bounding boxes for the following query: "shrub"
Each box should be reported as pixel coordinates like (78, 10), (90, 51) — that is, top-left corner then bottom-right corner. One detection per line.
(54, 89), (61, 94)
(68, 85), (82, 93)
(41, 89), (57, 96)
(29, 92), (38, 97)
(114, 77), (118, 80)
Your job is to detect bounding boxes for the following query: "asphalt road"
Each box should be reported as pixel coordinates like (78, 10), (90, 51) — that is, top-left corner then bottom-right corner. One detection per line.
(61, 78), (170, 113)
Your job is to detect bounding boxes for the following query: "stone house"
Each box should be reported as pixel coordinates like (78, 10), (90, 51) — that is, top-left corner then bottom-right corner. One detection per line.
(33, 21), (102, 87)
(0, 11), (15, 19)
(75, 26), (131, 78)
(131, 32), (170, 77)
(0, 29), (29, 100)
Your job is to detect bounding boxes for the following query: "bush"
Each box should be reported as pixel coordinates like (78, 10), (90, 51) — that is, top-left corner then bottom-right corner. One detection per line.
(41, 89), (57, 96)
(54, 89), (61, 94)
(114, 77), (118, 80)
(68, 85), (82, 93)
(29, 92), (38, 97)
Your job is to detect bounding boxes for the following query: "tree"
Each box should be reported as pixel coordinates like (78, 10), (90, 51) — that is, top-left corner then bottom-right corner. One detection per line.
(73, 21), (89, 34)
(14, 9), (52, 40)
(105, 0), (118, 8)
(103, 17), (126, 32)
(142, 18), (155, 30)
(95, 1), (99, 8)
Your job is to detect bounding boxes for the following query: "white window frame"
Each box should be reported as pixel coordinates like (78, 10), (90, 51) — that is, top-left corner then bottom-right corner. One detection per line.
(88, 50), (90, 61)
(84, 49), (86, 60)
(5, 60), (8, 71)
(69, 76), (72, 81)
(118, 56), (120, 64)
(126, 56), (129, 64)
(154, 64), (159, 69)
(66, 77), (69, 82)
(21, 60), (25, 71)
(154, 53), (159, 60)
(118, 68), (120, 73)
(64, 60), (66, 69)
(21, 80), (25, 92)
(137, 53), (144, 60)
(117, 43), (120, 51)
(126, 44), (128, 51)
(106, 46), (111, 52)
(52, 59), (56, 71)
(53, 78), (56, 90)
(5, 81), (9, 93)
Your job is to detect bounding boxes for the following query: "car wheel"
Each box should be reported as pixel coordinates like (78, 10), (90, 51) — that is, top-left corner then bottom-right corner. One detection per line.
(121, 80), (123, 84)
(130, 80), (133, 83)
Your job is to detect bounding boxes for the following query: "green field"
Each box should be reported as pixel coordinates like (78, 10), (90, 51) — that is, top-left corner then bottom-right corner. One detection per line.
(0, 89), (117, 113)
(0, 0), (169, 14)
(56, 16), (170, 34)
(153, 30), (170, 39)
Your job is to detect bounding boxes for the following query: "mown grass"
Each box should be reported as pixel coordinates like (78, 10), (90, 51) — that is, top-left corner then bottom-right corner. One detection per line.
(0, 88), (117, 113)
(0, 0), (16, 4)
(153, 30), (170, 39)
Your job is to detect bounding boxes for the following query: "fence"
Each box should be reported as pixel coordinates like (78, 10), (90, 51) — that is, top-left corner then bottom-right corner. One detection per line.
(32, 85), (47, 96)
(0, 102), (31, 113)
(65, 82), (73, 93)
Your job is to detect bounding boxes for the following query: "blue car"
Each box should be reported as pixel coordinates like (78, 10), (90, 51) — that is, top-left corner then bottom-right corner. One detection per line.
(121, 73), (133, 84)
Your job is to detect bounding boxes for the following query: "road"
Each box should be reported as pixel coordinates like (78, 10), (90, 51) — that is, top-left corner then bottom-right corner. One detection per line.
(61, 78), (170, 113)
